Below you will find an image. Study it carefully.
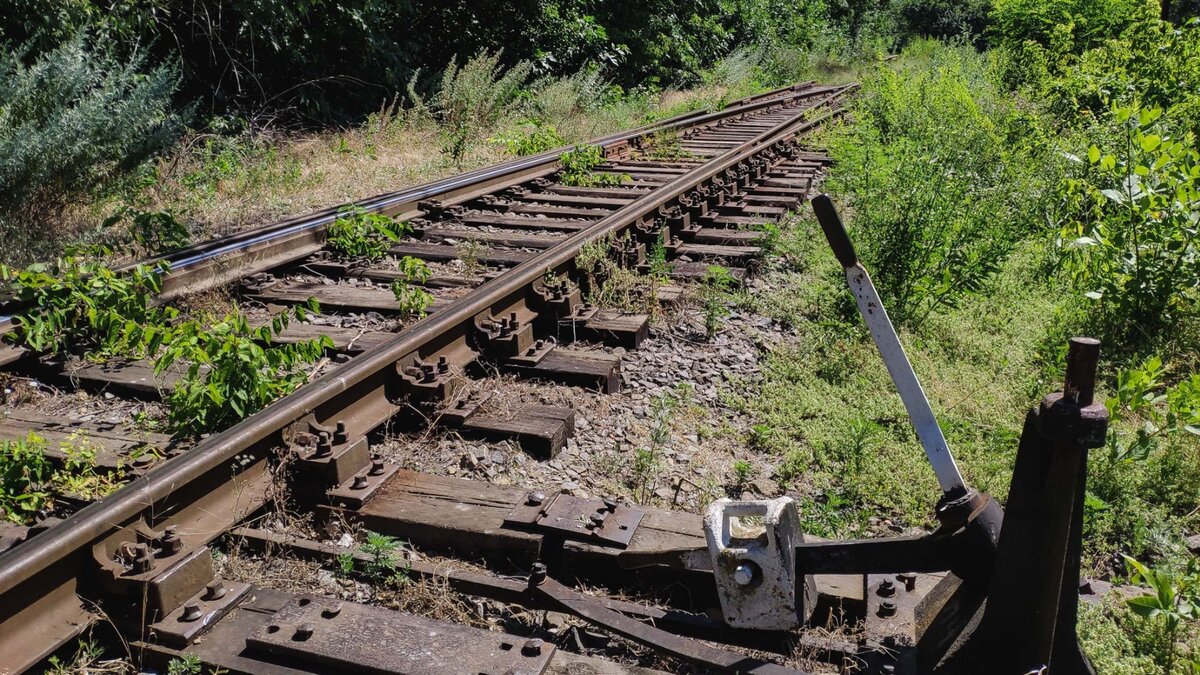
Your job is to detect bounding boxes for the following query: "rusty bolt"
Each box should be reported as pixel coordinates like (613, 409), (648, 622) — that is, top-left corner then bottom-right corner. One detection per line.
(877, 578), (896, 597)
(878, 600), (897, 617)
(134, 544), (155, 573)
(321, 602), (343, 619)
(602, 498), (619, 512)
(334, 420), (348, 444)
(529, 562), (547, 587)
(294, 623), (315, 641)
(315, 432), (333, 458)
(369, 458), (386, 476)
(161, 526), (182, 555)
(526, 491), (546, 506)
(205, 580), (227, 601)
(535, 339), (545, 350)
(897, 573), (917, 592)
(588, 512), (607, 528)
(521, 638), (544, 656)
(351, 473), (370, 490)
(438, 355), (449, 373)
(181, 603), (203, 622)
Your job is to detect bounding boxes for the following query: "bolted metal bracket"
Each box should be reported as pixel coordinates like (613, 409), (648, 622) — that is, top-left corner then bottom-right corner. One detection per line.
(504, 492), (644, 548)
(474, 310), (536, 358)
(147, 579), (250, 648)
(326, 456), (400, 509)
(703, 497), (815, 630)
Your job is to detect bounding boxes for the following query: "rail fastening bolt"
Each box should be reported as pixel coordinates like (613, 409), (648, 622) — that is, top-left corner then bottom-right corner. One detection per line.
(334, 420), (348, 444)
(321, 602), (343, 619)
(205, 580), (226, 601)
(522, 638), (544, 656)
(526, 491), (546, 506)
(733, 563), (757, 587)
(529, 562), (547, 586)
(294, 623), (315, 641)
(369, 458), (386, 476)
(351, 473), (369, 490)
(181, 604), (203, 622)
(877, 578), (895, 596)
(897, 572), (917, 591)
(879, 600), (897, 617)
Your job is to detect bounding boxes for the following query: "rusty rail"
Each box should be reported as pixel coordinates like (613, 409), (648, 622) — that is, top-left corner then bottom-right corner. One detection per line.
(0, 82), (855, 672)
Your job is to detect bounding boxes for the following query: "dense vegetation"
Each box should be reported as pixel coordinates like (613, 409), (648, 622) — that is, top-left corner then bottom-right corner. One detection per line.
(1, 0), (1198, 670)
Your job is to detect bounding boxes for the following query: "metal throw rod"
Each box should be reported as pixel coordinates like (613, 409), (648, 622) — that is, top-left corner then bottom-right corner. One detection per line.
(811, 194), (967, 497)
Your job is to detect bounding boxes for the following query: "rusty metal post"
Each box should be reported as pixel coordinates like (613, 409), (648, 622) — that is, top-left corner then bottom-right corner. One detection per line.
(970, 338), (1107, 674)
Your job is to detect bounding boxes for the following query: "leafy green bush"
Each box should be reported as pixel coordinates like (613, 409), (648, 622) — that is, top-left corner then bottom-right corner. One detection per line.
(0, 37), (183, 262)
(0, 433), (52, 524)
(559, 144), (625, 187)
(1056, 106), (1200, 332)
(989, 0), (1157, 54)
(428, 52), (532, 165)
(327, 207), (410, 261)
(489, 119), (565, 156)
(390, 256), (434, 318)
(824, 47), (1049, 326)
(0, 250), (174, 358)
(154, 303), (332, 436)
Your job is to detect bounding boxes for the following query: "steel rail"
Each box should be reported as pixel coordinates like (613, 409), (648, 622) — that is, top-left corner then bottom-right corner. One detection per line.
(0, 85), (855, 608)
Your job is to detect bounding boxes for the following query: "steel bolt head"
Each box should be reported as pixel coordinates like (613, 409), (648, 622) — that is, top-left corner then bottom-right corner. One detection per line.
(589, 512), (607, 527)
(205, 580), (227, 601)
(877, 578), (896, 596)
(521, 638), (544, 656)
(181, 603), (203, 622)
(897, 572), (917, 591)
(602, 498), (619, 512)
(733, 562), (757, 586)
(351, 473), (370, 490)
(294, 623), (315, 641)
(369, 459), (386, 476)
(526, 491), (546, 506)
(321, 602), (343, 619)
(879, 600), (897, 617)
(529, 562), (547, 586)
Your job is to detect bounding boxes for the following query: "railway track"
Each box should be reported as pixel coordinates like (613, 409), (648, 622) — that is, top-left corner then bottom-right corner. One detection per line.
(0, 81), (858, 673)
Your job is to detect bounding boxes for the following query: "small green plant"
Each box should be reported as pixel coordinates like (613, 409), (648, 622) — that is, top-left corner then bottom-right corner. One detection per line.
(456, 238), (486, 275)
(102, 207), (190, 254)
(1101, 357), (1200, 467)
(732, 459), (754, 486)
(643, 129), (692, 161)
(45, 636), (110, 675)
(0, 250), (174, 358)
(559, 144), (627, 187)
(0, 432), (52, 524)
(631, 392), (677, 504)
(52, 435), (119, 501)
(747, 423), (772, 452)
(431, 52), (533, 166)
(1123, 555), (1200, 674)
(166, 653), (204, 675)
(338, 530), (411, 587)
(327, 206), (410, 261)
(700, 265), (737, 340)
(1058, 105), (1200, 332)
(647, 232), (670, 281)
(489, 119), (565, 156)
(390, 256), (435, 317)
(154, 301), (333, 437)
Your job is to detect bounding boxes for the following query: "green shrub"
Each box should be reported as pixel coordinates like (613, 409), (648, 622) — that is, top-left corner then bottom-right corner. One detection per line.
(428, 52), (532, 165)
(0, 36), (183, 262)
(0, 249), (174, 358)
(155, 303), (332, 437)
(1056, 106), (1200, 333)
(489, 119), (565, 156)
(989, 0), (1158, 54)
(825, 47), (1049, 326)
(559, 144), (625, 187)
(327, 207), (410, 262)
(390, 256), (434, 318)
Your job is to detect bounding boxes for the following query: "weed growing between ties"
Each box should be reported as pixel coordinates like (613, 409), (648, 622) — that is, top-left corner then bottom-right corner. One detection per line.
(337, 530), (412, 588)
(0, 432), (121, 525)
(391, 256), (435, 317)
(558, 144), (627, 187)
(629, 392), (678, 505)
(327, 206), (411, 261)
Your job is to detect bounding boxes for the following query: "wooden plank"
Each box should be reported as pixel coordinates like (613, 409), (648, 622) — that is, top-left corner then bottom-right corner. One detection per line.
(268, 322), (395, 354)
(505, 203), (611, 219)
(558, 311), (649, 349)
(504, 348), (621, 393)
(247, 279), (451, 315)
(672, 242), (762, 264)
(461, 405), (575, 460)
(389, 241), (534, 266)
(419, 227), (566, 249)
(669, 262), (747, 284)
(0, 409), (171, 467)
(692, 228), (764, 246)
(44, 357), (187, 396)
(511, 192), (629, 209)
(460, 213), (590, 232)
